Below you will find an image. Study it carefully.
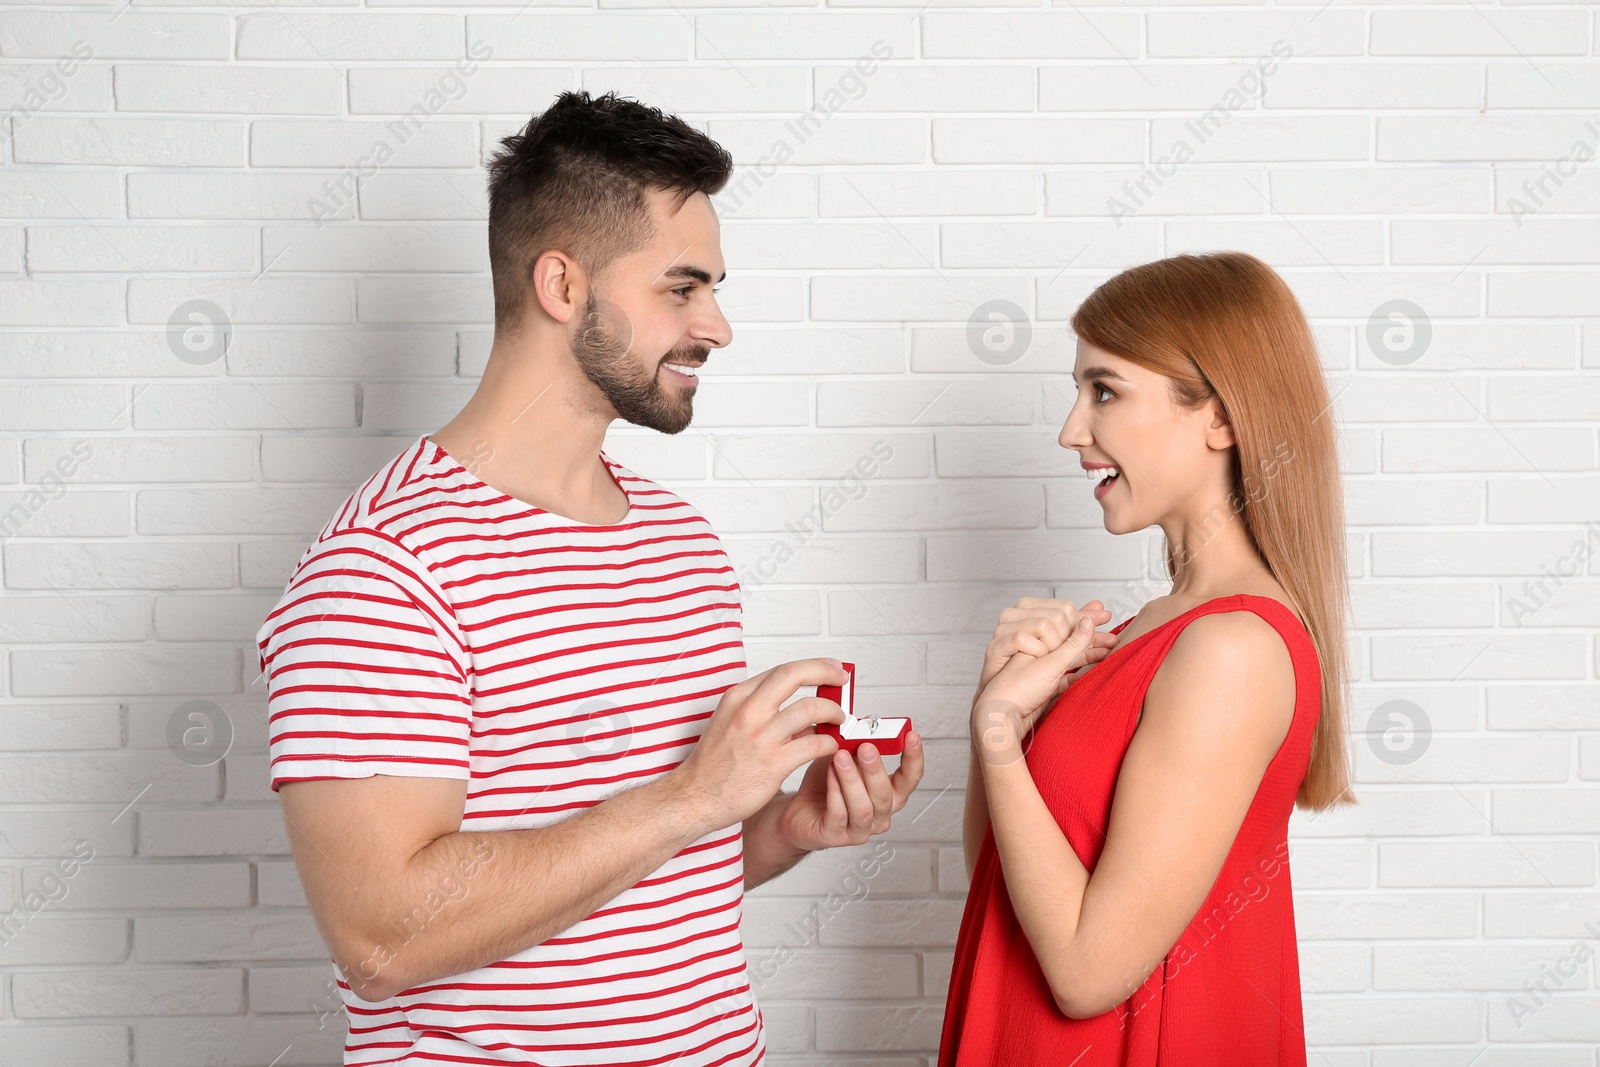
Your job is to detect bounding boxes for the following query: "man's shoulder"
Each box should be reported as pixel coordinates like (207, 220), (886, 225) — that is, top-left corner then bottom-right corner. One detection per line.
(290, 436), (477, 582)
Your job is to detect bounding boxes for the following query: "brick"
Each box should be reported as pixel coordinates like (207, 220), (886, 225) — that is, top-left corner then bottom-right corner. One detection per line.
(114, 64), (342, 114)
(14, 117), (243, 167)
(137, 1017), (345, 1066)
(25, 436), (252, 482)
(3, 541), (235, 590)
(932, 118), (1142, 164)
(355, 65), (575, 114)
(0, 13), (228, 59)
(0, 172), (120, 219)
(0, 755), (218, 804)
(724, 222), (935, 271)
(1371, 10), (1587, 57)
(29, 224), (254, 273)
(0, 1025), (131, 1066)
(14, 967), (243, 1016)
(922, 14), (1139, 59)
(0, 597), (146, 645)
(1378, 842), (1594, 888)
(463, 15), (689, 60)
(235, 14), (462, 60)
(127, 172), (354, 221)
(0, 808), (132, 856)
(250, 119), (476, 168)
(0, 918), (128, 966)
(693, 15), (913, 59)
(135, 913), (325, 962)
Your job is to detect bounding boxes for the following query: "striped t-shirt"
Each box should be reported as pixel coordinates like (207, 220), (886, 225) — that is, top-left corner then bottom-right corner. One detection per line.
(256, 434), (762, 1066)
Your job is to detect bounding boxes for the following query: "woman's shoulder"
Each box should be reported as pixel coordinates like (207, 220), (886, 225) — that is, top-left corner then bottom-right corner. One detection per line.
(1144, 603), (1299, 750)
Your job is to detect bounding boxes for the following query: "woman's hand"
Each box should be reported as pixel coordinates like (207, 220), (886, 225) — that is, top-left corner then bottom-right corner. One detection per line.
(971, 598), (1118, 764)
(975, 598), (1118, 699)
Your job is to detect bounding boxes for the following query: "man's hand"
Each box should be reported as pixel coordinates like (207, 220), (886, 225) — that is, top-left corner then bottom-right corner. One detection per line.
(775, 732), (925, 851)
(673, 658), (850, 836)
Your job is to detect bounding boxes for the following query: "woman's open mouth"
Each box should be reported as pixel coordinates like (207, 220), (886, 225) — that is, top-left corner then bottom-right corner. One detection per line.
(1091, 466), (1121, 500)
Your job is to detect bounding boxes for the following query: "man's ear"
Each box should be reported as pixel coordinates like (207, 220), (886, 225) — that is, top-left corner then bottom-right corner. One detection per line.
(530, 249), (586, 325)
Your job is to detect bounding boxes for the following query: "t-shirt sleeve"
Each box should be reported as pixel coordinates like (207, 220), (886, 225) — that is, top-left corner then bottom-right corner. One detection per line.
(257, 527), (472, 793)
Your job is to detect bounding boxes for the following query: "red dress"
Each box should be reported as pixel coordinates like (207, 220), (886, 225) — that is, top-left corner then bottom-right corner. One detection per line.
(939, 593), (1320, 1066)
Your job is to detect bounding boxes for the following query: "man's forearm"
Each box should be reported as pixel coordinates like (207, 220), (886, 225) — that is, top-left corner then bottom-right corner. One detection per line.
(741, 790), (808, 890)
(340, 771), (716, 1001)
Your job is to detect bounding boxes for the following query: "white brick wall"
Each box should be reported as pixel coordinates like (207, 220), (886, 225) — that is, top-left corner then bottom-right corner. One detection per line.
(1, 3), (1597, 1063)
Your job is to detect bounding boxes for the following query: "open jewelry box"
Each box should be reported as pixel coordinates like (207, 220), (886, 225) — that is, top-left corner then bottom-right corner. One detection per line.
(816, 661), (911, 757)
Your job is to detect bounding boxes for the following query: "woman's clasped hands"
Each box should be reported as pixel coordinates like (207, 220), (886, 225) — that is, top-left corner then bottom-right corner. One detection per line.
(971, 598), (1121, 765)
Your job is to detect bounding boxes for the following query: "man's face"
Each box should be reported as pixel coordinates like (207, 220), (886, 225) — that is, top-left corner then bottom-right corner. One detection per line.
(570, 188), (731, 435)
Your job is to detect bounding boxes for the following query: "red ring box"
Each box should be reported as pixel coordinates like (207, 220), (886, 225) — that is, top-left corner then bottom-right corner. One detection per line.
(816, 662), (911, 757)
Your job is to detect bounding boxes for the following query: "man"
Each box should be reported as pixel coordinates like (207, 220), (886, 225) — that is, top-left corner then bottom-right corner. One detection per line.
(255, 90), (925, 1065)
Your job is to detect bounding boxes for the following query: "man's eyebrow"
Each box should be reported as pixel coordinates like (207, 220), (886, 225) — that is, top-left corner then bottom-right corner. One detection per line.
(660, 265), (726, 285)
(1073, 365), (1131, 384)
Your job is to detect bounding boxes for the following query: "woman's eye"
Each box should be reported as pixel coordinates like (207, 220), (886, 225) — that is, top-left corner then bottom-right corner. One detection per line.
(1094, 384), (1114, 403)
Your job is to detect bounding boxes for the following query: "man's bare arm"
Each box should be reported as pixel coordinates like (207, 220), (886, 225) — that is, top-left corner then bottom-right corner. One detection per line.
(281, 659), (847, 1003)
(282, 771), (711, 1002)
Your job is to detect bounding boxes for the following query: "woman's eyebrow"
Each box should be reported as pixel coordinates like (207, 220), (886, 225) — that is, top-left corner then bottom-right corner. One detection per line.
(1074, 366), (1131, 383)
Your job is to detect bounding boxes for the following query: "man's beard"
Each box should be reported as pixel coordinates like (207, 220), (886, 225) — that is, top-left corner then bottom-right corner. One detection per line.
(570, 294), (706, 435)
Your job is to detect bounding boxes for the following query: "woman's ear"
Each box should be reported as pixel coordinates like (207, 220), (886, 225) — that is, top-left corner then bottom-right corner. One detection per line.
(1204, 397), (1237, 451)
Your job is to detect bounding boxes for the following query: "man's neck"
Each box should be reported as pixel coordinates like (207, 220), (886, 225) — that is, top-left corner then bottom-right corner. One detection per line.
(429, 338), (622, 521)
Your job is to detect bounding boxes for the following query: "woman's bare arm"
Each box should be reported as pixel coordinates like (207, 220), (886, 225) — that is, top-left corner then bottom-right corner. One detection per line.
(963, 599), (1115, 881)
(963, 729), (990, 883)
(980, 611), (1295, 1017)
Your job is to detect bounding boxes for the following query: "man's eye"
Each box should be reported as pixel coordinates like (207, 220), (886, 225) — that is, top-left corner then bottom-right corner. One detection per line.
(673, 286), (693, 298)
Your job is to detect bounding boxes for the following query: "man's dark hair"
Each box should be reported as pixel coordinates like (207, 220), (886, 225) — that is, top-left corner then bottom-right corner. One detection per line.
(485, 91), (734, 336)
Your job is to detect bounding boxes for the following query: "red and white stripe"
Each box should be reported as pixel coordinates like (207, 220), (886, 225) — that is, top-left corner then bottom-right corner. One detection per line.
(258, 435), (763, 1066)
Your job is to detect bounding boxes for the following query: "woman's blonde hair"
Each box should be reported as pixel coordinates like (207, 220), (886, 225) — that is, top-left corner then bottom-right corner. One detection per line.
(1071, 251), (1353, 811)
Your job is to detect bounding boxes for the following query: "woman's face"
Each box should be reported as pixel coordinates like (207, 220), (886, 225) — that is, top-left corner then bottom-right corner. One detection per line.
(1059, 340), (1234, 536)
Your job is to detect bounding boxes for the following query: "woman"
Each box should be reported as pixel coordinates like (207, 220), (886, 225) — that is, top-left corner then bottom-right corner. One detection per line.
(940, 252), (1353, 1066)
